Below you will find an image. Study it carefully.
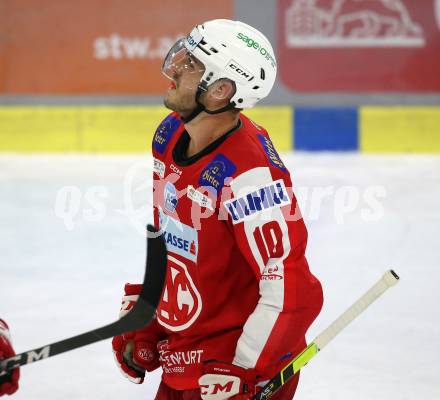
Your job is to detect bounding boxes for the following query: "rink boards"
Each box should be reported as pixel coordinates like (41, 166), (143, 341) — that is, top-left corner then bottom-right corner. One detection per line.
(0, 106), (439, 153)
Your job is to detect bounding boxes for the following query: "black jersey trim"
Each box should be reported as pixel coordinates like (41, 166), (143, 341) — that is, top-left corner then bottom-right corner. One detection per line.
(172, 119), (242, 166)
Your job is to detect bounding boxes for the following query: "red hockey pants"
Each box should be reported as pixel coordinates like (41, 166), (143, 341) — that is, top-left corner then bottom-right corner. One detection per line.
(154, 373), (299, 400)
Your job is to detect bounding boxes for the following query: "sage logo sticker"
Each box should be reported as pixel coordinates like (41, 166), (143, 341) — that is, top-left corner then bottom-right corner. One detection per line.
(237, 32), (276, 67)
(224, 179), (291, 224)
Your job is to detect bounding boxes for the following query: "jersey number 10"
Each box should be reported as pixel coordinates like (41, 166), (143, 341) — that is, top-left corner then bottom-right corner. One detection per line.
(253, 221), (284, 267)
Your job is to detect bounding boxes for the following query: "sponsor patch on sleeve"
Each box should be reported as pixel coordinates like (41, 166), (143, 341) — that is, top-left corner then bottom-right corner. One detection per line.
(153, 115), (181, 154)
(257, 134), (287, 172)
(223, 179), (291, 224)
(198, 154), (237, 195)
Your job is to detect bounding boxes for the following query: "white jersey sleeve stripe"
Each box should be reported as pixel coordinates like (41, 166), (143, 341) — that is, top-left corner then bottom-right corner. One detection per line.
(228, 167), (291, 369)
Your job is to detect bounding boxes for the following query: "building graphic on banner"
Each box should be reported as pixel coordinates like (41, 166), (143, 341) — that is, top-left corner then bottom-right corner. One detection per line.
(436, 0), (440, 29)
(285, 0), (425, 47)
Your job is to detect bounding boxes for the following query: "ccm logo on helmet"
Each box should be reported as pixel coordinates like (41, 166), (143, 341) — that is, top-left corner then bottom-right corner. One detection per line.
(227, 60), (254, 81)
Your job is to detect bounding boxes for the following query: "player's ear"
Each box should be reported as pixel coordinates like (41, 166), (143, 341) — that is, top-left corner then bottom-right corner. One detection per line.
(207, 79), (236, 104)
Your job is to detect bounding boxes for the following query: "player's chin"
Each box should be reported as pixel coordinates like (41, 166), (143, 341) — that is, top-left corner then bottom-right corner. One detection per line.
(163, 96), (178, 112)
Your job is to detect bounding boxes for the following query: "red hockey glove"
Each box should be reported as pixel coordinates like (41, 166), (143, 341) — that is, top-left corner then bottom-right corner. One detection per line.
(198, 360), (262, 400)
(112, 284), (160, 384)
(0, 319), (19, 396)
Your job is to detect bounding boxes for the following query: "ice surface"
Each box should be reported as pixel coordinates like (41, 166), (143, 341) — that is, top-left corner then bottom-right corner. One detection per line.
(1, 153), (439, 399)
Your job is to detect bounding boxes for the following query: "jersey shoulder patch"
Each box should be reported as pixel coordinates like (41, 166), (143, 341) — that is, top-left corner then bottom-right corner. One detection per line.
(257, 134), (287, 172)
(236, 114), (287, 173)
(152, 113), (182, 154)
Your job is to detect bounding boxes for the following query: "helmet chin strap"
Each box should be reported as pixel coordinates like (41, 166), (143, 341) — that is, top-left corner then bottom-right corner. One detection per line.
(181, 84), (237, 124)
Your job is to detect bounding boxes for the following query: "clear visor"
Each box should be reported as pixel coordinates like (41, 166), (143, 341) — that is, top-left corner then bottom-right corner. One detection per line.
(162, 39), (205, 85)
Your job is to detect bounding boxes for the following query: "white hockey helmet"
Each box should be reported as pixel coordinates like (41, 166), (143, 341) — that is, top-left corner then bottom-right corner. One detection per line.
(162, 19), (277, 111)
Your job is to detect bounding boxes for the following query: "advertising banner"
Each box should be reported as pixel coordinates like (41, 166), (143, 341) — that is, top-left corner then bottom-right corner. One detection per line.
(0, 0), (232, 94)
(278, 0), (440, 91)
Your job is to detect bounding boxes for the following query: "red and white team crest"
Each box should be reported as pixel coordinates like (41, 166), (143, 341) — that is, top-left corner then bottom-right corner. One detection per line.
(157, 255), (202, 331)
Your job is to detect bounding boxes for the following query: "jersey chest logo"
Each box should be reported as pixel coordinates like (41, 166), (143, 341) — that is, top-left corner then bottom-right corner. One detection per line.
(164, 182), (178, 213)
(157, 255), (202, 332)
(159, 210), (198, 262)
(199, 154), (236, 194)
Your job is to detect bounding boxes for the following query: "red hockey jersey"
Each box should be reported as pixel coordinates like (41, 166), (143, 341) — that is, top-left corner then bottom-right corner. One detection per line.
(146, 112), (323, 390)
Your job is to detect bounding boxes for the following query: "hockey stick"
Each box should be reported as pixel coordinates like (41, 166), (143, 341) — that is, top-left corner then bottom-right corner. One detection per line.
(0, 224), (167, 375)
(253, 269), (400, 400)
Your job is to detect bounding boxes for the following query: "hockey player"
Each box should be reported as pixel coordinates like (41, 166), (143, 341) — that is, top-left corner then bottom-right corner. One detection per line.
(112, 19), (323, 399)
(0, 320), (19, 396)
